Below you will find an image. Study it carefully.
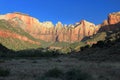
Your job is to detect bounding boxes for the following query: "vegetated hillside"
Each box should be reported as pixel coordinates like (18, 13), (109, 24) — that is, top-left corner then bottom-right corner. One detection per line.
(0, 11), (120, 53)
(0, 19), (40, 51)
(0, 20), (35, 40)
(0, 12), (120, 80)
(72, 22), (120, 62)
(48, 31), (107, 54)
(71, 12), (120, 60)
(66, 12), (120, 53)
(46, 12), (120, 53)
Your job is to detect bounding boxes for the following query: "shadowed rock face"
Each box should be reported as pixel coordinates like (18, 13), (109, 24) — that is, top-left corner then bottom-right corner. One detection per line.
(100, 12), (120, 31)
(0, 12), (99, 42)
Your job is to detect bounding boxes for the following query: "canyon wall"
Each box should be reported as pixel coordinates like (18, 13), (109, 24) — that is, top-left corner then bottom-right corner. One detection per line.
(101, 12), (120, 31)
(2, 12), (120, 42)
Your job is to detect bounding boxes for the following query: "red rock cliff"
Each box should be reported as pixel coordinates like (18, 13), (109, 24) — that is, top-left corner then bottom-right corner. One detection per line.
(0, 12), (99, 42)
(108, 12), (120, 25)
(101, 12), (120, 31)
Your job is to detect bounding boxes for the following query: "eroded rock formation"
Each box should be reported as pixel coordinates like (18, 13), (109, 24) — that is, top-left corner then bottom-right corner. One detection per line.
(101, 12), (120, 31)
(2, 12), (118, 42)
(108, 12), (120, 25)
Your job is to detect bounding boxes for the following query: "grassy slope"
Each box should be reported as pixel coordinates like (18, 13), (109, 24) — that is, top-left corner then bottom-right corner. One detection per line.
(41, 32), (107, 53)
(0, 19), (115, 52)
(0, 20), (40, 51)
(0, 20), (37, 41)
(86, 32), (107, 42)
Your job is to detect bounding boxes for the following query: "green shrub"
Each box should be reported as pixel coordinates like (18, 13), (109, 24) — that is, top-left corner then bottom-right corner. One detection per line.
(51, 42), (70, 47)
(0, 60), (5, 63)
(86, 32), (107, 42)
(16, 49), (59, 58)
(0, 67), (10, 77)
(37, 68), (93, 80)
(65, 68), (93, 80)
(80, 45), (90, 51)
(32, 60), (37, 63)
(44, 68), (63, 78)
(61, 47), (72, 54)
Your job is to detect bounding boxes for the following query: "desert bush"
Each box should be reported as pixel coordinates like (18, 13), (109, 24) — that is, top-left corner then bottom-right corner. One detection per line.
(44, 67), (63, 78)
(80, 45), (90, 51)
(64, 68), (93, 80)
(32, 60), (37, 63)
(16, 49), (59, 58)
(91, 41), (105, 48)
(86, 32), (106, 42)
(61, 47), (72, 54)
(0, 60), (5, 63)
(0, 47), (60, 58)
(38, 68), (93, 80)
(0, 67), (10, 77)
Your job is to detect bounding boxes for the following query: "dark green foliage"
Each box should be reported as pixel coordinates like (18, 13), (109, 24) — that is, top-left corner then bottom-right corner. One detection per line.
(92, 41), (105, 48)
(44, 68), (63, 78)
(0, 45), (60, 58)
(0, 43), (59, 58)
(0, 67), (10, 77)
(58, 42), (86, 53)
(16, 49), (60, 58)
(0, 43), (13, 53)
(0, 60), (5, 63)
(40, 68), (93, 80)
(73, 30), (120, 62)
(0, 43), (15, 58)
(32, 60), (37, 63)
(41, 41), (86, 53)
(91, 31), (120, 48)
(65, 69), (92, 80)
(80, 45), (90, 51)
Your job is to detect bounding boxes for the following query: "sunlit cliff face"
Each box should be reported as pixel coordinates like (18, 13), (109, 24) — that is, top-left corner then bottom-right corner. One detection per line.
(0, 12), (120, 42)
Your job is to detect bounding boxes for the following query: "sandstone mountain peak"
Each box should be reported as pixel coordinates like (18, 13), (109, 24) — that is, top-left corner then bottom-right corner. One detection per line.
(80, 20), (95, 26)
(0, 11), (120, 43)
(42, 21), (54, 28)
(0, 12), (99, 42)
(12, 12), (30, 16)
(110, 12), (120, 15)
(108, 12), (120, 25)
(55, 21), (63, 28)
(100, 11), (120, 31)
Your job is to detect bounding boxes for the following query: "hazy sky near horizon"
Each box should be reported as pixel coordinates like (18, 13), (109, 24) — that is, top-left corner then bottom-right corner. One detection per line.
(0, 0), (120, 25)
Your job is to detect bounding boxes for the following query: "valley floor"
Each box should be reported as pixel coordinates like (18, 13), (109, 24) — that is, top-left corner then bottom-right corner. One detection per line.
(0, 56), (120, 80)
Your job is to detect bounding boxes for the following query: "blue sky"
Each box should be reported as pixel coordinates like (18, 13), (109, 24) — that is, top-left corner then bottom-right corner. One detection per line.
(0, 0), (120, 25)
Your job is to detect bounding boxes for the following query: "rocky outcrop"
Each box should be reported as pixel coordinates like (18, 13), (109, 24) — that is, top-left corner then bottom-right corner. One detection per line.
(35, 20), (99, 42)
(0, 12), (99, 42)
(100, 12), (120, 31)
(108, 12), (120, 25)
